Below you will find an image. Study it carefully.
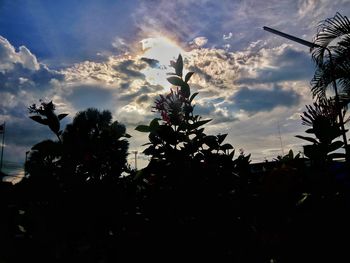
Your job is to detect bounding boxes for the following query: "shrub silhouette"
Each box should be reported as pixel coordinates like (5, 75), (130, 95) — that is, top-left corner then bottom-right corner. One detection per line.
(21, 104), (133, 262)
(296, 98), (347, 162)
(134, 55), (251, 260)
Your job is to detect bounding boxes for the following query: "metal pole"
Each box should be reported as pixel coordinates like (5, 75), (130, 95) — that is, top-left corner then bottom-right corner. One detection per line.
(0, 122), (5, 171)
(131, 150), (138, 170)
(263, 26), (349, 158)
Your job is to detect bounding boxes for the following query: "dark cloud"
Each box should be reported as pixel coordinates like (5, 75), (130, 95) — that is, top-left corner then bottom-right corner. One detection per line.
(188, 65), (212, 82)
(193, 101), (237, 125)
(231, 85), (301, 113)
(238, 47), (314, 85)
(112, 60), (146, 79)
(140, 57), (160, 68)
(0, 63), (63, 93)
(66, 85), (115, 111)
(119, 85), (163, 102)
(211, 113), (238, 125)
(136, 94), (151, 104)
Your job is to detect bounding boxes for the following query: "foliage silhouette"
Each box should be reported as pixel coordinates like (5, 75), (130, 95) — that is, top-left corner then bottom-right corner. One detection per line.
(28, 100), (68, 142)
(19, 105), (134, 262)
(134, 55), (253, 260)
(296, 99), (347, 162)
(61, 108), (130, 183)
(311, 12), (350, 102)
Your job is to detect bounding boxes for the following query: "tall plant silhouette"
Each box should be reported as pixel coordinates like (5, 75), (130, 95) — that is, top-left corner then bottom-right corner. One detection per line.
(28, 100), (68, 142)
(311, 12), (350, 101)
(136, 54), (236, 166)
(134, 55), (248, 256)
(296, 98), (348, 162)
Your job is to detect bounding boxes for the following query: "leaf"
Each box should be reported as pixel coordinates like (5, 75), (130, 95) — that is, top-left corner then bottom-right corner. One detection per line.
(204, 135), (218, 148)
(185, 71), (194, 83)
(217, 134), (228, 144)
(135, 125), (150, 133)
(124, 133), (132, 138)
(295, 135), (319, 144)
(149, 118), (160, 131)
(180, 83), (191, 98)
(189, 92), (199, 103)
(328, 140), (344, 152)
(221, 143), (234, 150)
(229, 151), (235, 160)
(305, 128), (315, 134)
(58, 113), (68, 120)
(192, 119), (211, 130)
(167, 76), (185, 86)
(29, 116), (49, 125)
(175, 54), (183, 77)
(143, 145), (156, 155)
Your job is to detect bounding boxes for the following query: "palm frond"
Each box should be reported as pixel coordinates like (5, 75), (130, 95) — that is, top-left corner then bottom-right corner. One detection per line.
(311, 13), (350, 65)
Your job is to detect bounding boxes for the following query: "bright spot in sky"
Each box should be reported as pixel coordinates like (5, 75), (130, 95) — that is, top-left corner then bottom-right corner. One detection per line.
(140, 36), (187, 87)
(140, 36), (185, 65)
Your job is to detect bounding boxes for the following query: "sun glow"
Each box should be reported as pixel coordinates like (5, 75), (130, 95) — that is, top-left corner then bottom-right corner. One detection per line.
(139, 36), (187, 87)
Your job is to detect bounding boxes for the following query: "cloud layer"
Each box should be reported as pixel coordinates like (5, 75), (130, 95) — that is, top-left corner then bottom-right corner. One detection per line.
(1, 0), (349, 170)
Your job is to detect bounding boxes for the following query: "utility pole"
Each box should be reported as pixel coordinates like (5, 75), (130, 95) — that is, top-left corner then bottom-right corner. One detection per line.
(131, 150), (138, 170)
(0, 122), (5, 171)
(277, 122), (284, 156)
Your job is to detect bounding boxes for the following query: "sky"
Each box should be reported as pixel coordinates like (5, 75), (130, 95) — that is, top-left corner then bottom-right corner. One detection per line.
(1, 0), (350, 172)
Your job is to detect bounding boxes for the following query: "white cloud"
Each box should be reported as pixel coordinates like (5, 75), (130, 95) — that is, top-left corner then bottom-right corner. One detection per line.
(191, 36), (208, 47)
(18, 46), (40, 71)
(223, 32), (232, 40)
(0, 36), (40, 72)
(0, 32), (320, 166)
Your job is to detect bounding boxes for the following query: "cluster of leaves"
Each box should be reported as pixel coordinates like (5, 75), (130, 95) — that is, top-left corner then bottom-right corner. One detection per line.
(28, 100), (68, 141)
(311, 12), (350, 100)
(296, 99), (347, 162)
(26, 104), (131, 185)
(136, 55), (236, 165)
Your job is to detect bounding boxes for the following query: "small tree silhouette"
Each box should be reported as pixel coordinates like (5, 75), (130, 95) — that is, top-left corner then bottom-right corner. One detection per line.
(296, 98), (348, 162)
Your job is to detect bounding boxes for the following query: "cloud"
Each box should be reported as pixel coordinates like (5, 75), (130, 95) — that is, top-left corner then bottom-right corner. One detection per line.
(0, 28), (321, 167)
(223, 32), (232, 40)
(140, 57), (160, 68)
(190, 36), (208, 47)
(0, 36), (39, 72)
(63, 85), (116, 111)
(231, 85), (301, 113)
(237, 45), (314, 85)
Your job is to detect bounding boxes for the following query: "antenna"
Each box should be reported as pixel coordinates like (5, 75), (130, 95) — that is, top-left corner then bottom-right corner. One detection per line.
(277, 122), (284, 156)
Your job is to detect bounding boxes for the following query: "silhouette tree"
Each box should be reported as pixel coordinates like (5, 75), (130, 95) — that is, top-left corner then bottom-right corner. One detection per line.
(23, 103), (133, 261)
(26, 105), (131, 187)
(61, 108), (130, 183)
(311, 12), (350, 101)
